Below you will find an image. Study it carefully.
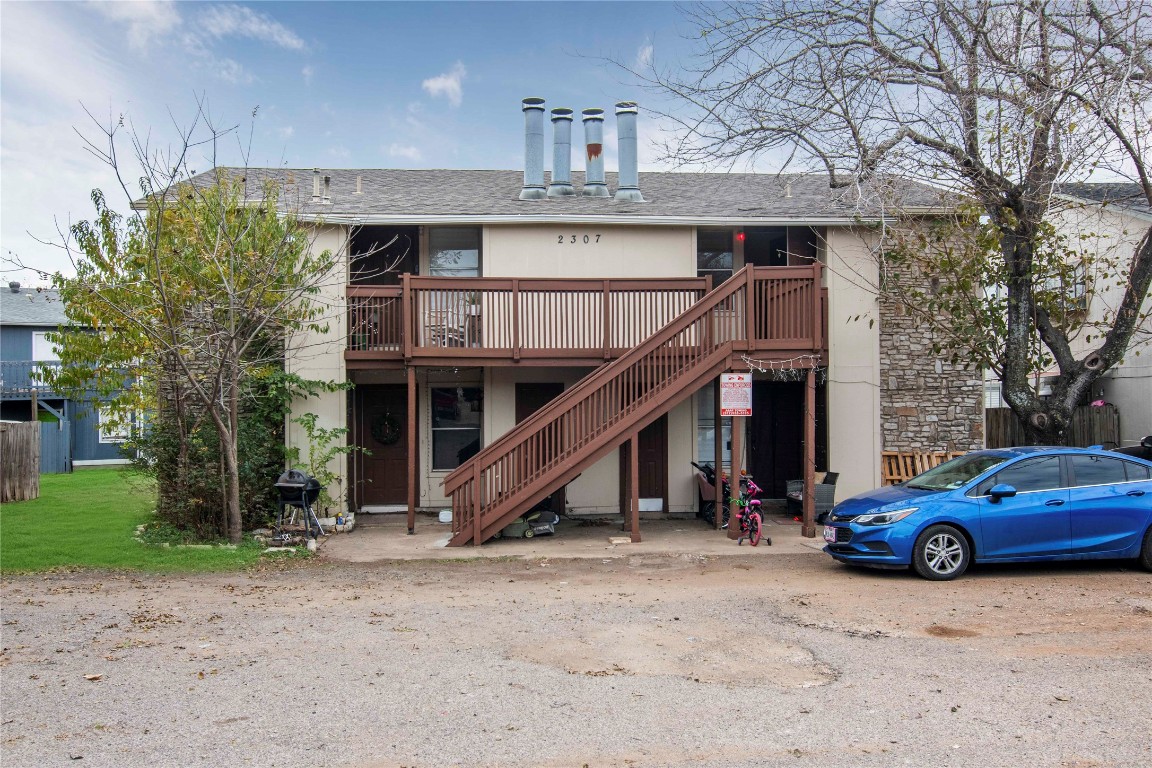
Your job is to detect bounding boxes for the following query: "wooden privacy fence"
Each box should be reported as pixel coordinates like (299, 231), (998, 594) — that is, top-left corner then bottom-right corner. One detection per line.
(985, 405), (1120, 449)
(881, 451), (965, 486)
(1, 421), (41, 502)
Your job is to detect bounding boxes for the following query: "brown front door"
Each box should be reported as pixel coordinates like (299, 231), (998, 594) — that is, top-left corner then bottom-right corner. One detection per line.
(515, 383), (566, 513)
(621, 414), (668, 512)
(638, 415), (668, 505)
(354, 384), (409, 506)
(748, 381), (803, 498)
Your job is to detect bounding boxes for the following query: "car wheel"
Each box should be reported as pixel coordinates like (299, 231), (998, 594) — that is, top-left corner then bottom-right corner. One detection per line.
(912, 525), (970, 581)
(1139, 526), (1152, 572)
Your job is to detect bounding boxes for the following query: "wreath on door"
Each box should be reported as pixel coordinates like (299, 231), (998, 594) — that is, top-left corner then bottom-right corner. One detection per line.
(371, 412), (401, 446)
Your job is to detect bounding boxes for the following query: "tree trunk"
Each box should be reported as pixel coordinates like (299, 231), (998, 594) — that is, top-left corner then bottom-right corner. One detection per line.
(223, 362), (243, 545)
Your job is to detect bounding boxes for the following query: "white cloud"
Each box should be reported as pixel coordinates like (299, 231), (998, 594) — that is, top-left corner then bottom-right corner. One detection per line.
(87, 0), (181, 51)
(215, 58), (254, 85)
(200, 4), (306, 50)
(302, 65), (314, 85)
(421, 62), (466, 108)
(389, 143), (422, 161)
(635, 42), (653, 70)
(278, 126), (295, 139)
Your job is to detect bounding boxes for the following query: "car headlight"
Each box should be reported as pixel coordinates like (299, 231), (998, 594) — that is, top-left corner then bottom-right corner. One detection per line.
(853, 507), (919, 526)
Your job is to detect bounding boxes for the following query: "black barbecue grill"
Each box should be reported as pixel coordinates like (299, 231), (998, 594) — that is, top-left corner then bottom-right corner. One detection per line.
(275, 469), (324, 538)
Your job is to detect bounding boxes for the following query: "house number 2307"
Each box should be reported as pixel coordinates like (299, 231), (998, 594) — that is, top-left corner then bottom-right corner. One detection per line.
(557, 234), (602, 244)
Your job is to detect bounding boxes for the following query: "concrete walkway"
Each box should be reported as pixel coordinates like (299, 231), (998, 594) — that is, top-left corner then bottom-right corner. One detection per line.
(319, 511), (828, 562)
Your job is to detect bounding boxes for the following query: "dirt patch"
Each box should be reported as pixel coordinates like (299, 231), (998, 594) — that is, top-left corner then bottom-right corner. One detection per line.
(510, 622), (835, 688)
(924, 624), (980, 638)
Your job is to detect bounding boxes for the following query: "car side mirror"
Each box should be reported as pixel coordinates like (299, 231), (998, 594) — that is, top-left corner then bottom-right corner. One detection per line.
(1142, 435), (1152, 449)
(989, 484), (1017, 504)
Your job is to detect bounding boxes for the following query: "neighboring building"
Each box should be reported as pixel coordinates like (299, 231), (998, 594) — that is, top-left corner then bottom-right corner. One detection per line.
(194, 100), (984, 544)
(1049, 184), (1152, 447)
(0, 282), (130, 471)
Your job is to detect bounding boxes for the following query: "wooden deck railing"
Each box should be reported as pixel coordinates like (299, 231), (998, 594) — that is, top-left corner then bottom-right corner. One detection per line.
(0, 361), (62, 396)
(347, 277), (711, 362)
(442, 264), (824, 545)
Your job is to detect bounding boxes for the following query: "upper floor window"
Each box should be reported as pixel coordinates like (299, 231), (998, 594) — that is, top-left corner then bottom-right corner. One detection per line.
(349, 225), (418, 285)
(429, 228), (481, 277)
(32, 332), (60, 362)
(697, 230), (733, 285)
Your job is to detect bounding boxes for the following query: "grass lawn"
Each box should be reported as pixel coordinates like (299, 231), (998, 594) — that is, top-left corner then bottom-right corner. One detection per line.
(0, 468), (278, 574)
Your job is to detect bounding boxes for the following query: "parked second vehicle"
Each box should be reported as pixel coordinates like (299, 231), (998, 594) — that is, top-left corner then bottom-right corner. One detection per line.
(823, 446), (1152, 580)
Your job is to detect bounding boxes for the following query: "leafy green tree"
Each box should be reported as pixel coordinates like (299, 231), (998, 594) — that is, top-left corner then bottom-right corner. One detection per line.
(636, 0), (1152, 444)
(43, 112), (339, 542)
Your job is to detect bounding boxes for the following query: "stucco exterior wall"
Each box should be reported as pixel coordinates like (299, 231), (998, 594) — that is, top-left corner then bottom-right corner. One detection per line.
(1050, 200), (1152, 446)
(286, 224), (351, 509)
(484, 225), (694, 278)
(824, 228), (883, 498)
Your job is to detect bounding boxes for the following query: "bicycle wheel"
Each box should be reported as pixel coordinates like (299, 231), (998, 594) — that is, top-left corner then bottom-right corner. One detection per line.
(748, 512), (762, 547)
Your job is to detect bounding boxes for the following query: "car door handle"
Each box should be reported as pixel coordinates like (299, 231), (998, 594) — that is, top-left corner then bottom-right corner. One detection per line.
(1128, 490), (1146, 497)
(1045, 499), (1065, 506)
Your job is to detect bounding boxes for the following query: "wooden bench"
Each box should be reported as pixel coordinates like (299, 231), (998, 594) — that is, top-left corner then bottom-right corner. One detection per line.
(881, 451), (965, 486)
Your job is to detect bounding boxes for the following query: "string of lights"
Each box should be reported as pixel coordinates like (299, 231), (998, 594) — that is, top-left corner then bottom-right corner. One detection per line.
(740, 354), (828, 383)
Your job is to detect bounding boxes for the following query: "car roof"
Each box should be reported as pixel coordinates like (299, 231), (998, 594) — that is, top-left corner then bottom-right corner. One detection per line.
(966, 444), (1152, 466)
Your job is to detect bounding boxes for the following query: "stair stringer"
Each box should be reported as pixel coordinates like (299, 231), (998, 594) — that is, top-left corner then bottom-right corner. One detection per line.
(446, 346), (737, 546)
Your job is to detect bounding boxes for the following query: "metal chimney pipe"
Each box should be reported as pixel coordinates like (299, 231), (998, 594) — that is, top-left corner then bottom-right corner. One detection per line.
(581, 108), (609, 197)
(614, 101), (644, 202)
(519, 98), (547, 200)
(547, 108), (575, 197)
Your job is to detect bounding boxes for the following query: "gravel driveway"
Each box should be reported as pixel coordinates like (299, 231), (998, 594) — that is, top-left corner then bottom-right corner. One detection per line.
(2, 552), (1151, 767)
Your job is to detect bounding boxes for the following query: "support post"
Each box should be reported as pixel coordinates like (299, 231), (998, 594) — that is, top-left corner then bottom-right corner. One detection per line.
(728, 415), (742, 540)
(407, 366), (417, 534)
(472, 462), (482, 546)
(802, 367), (817, 538)
(401, 272), (413, 360)
(629, 431), (641, 542)
(713, 379), (723, 530)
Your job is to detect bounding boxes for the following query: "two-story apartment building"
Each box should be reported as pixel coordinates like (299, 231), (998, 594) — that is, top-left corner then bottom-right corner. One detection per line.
(1051, 184), (1152, 446)
(196, 100), (985, 545)
(0, 283), (129, 471)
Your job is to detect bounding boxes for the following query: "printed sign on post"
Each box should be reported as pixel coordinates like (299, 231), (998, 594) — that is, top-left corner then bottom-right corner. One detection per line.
(720, 373), (752, 416)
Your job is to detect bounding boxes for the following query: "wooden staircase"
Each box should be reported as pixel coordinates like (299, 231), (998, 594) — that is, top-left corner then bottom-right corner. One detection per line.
(442, 264), (824, 545)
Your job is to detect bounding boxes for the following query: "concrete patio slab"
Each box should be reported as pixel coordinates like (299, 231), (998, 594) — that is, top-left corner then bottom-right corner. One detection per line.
(319, 511), (827, 562)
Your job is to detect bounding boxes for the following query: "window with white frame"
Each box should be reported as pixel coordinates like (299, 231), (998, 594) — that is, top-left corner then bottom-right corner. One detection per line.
(32, 332), (60, 361)
(697, 230), (733, 285)
(431, 386), (482, 470)
(696, 381), (732, 466)
(428, 228), (481, 277)
(98, 408), (130, 443)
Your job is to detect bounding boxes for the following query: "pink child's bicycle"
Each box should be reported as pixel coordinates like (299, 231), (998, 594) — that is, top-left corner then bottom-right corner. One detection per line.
(732, 474), (769, 547)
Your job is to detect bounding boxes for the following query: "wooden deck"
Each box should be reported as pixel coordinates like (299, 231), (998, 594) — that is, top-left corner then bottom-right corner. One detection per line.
(346, 269), (827, 367)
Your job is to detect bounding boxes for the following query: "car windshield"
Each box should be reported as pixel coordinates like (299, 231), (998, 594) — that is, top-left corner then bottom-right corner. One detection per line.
(905, 453), (1011, 491)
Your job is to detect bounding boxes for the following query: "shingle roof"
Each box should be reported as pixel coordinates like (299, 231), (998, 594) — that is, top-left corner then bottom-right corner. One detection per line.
(0, 285), (67, 327)
(1057, 183), (1151, 216)
(181, 168), (953, 222)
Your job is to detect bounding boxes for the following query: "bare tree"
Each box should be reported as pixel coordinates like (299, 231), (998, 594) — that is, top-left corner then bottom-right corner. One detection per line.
(637, 0), (1152, 444)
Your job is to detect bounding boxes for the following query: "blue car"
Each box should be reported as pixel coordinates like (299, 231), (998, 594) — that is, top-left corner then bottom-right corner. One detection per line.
(823, 446), (1152, 580)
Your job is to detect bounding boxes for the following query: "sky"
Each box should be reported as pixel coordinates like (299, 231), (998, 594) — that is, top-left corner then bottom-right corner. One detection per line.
(0, 0), (698, 285)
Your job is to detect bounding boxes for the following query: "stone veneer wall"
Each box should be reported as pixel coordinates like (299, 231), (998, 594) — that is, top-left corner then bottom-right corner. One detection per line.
(878, 274), (985, 452)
